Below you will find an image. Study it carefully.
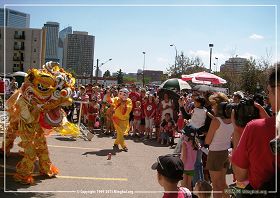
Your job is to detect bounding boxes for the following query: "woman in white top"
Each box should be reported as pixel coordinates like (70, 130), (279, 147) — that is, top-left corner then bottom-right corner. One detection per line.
(205, 92), (234, 198)
(160, 93), (174, 121)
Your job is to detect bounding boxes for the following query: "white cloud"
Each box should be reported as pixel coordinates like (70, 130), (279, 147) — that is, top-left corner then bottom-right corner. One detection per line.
(249, 34), (264, 40)
(189, 50), (209, 58)
(239, 52), (258, 59)
(156, 57), (169, 64)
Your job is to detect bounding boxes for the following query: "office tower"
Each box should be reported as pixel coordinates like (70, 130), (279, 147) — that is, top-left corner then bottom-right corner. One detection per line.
(63, 31), (95, 76)
(58, 26), (72, 65)
(0, 8), (30, 28)
(43, 21), (59, 63)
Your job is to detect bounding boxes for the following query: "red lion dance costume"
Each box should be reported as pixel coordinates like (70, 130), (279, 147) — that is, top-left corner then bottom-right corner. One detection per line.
(112, 88), (132, 152)
(2, 62), (78, 184)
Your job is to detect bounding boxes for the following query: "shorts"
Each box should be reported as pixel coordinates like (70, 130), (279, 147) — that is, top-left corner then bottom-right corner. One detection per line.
(183, 170), (195, 176)
(140, 118), (145, 125)
(206, 150), (229, 171)
(145, 118), (154, 129)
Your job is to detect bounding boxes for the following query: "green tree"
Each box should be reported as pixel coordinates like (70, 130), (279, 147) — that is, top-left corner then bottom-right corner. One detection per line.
(116, 69), (124, 84)
(219, 68), (241, 94)
(103, 70), (111, 78)
(167, 52), (205, 78)
(240, 58), (260, 93)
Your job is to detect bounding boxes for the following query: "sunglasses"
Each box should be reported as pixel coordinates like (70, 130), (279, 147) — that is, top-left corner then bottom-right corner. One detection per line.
(157, 154), (181, 170)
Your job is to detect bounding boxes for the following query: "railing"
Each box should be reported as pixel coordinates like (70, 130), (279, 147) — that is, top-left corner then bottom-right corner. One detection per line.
(14, 35), (25, 39)
(13, 56), (24, 61)
(14, 45), (24, 50)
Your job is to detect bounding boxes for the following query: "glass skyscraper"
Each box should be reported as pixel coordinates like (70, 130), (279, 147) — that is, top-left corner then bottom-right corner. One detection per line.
(58, 26), (72, 66)
(43, 21), (59, 63)
(0, 8), (30, 28)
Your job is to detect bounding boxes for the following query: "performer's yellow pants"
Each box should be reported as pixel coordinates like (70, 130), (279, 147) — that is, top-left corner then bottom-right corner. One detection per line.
(113, 117), (130, 148)
(14, 127), (58, 184)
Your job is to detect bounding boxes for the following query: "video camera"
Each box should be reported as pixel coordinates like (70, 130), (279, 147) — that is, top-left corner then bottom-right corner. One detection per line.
(217, 98), (260, 127)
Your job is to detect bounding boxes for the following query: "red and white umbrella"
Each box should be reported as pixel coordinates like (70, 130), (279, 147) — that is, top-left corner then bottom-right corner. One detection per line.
(181, 71), (227, 85)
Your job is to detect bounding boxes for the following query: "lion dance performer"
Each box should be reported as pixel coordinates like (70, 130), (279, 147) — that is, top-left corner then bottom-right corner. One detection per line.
(112, 88), (132, 152)
(1, 61), (78, 184)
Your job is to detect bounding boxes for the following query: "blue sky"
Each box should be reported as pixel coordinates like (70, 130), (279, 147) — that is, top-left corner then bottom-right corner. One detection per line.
(1, 0), (279, 74)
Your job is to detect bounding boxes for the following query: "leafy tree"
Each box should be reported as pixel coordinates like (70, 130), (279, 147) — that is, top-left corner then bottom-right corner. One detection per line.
(116, 69), (124, 84)
(219, 56), (274, 94)
(240, 58), (261, 93)
(167, 52), (205, 78)
(103, 70), (111, 78)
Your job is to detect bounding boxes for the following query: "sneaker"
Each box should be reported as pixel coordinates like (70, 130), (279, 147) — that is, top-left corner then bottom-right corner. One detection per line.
(161, 140), (164, 145)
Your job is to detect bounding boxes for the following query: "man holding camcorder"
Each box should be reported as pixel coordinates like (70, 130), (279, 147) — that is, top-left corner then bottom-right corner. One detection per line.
(231, 64), (280, 195)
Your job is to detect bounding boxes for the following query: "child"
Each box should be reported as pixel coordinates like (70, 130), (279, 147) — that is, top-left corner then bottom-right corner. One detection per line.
(79, 87), (89, 124)
(151, 154), (192, 198)
(144, 94), (156, 139)
(133, 101), (142, 136)
(87, 97), (100, 132)
(194, 180), (212, 198)
(162, 121), (175, 145)
(181, 131), (200, 190)
(154, 96), (162, 141)
(105, 104), (114, 135)
(159, 113), (175, 145)
(175, 96), (207, 153)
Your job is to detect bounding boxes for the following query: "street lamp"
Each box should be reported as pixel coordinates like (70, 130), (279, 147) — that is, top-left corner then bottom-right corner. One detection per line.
(209, 43), (214, 72)
(170, 44), (178, 70)
(142, 52), (146, 87)
(214, 57), (218, 72)
(95, 58), (112, 84)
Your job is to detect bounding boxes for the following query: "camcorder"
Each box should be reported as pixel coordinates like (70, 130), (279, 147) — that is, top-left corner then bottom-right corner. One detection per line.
(217, 98), (260, 127)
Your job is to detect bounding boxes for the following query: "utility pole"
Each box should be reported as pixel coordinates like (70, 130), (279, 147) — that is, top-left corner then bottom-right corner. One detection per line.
(95, 58), (99, 84)
(142, 52), (146, 87)
(209, 43), (214, 72)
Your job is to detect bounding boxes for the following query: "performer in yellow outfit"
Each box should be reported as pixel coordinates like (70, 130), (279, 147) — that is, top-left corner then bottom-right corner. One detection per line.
(1, 62), (78, 184)
(14, 95), (59, 184)
(112, 88), (132, 152)
(13, 70), (59, 184)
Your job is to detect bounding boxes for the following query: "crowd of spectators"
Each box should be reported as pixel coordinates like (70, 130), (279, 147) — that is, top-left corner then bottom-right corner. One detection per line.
(6, 64), (278, 198)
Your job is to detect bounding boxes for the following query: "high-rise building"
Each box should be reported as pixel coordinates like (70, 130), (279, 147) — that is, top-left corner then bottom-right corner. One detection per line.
(63, 31), (95, 76)
(43, 22), (59, 63)
(0, 27), (43, 74)
(58, 26), (72, 65)
(220, 57), (248, 74)
(0, 8), (30, 28)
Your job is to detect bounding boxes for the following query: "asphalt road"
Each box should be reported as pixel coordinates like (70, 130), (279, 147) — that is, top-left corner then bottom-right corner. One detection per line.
(0, 127), (234, 198)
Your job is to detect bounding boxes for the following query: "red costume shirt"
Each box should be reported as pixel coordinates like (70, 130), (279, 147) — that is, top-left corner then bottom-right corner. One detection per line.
(144, 102), (156, 118)
(133, 107), (142, 120)
(232, 117), (279, 189)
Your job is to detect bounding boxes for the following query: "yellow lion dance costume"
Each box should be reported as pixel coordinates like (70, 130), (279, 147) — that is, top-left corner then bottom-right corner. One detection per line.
(112, 88), (132, 152)
(2, 61), (78, 184)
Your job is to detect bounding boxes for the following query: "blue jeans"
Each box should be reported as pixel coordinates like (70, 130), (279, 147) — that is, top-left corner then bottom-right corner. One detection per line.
(192, 140), (204, 186)
(160, 132), (169, 141)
